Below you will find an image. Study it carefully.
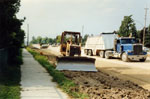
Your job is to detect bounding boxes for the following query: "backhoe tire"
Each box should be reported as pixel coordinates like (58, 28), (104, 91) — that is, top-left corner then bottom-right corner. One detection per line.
(99, 51), (105, 58)
(78, 51), (81, 56)
(121, 53), (129, 62)
(70, 53), (74, 56)
(66, 50), (70, 56)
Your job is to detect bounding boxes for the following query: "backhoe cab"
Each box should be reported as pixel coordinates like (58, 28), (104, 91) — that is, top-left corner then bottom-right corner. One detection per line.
(60, 31), (82, 56)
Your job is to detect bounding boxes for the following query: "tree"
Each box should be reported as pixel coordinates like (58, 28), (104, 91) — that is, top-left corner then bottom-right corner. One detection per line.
(30, 36), (57, 45)
(137, 25), (150, 48)
(56, 35), (61, 43)
(144, 25), (150, 47)
(48, 38), (54, 44)
(82, 34), (89, 45)
(130, 23), (137, 38)
(0, 0), (25, 64)
(45, 37), (49, 43)
(30, 36), (37, 44)
(119, 15), (137, 37)
(0, 0), (24, 48)
(137, 30), (142, 43)
(36, 36), (42, 44)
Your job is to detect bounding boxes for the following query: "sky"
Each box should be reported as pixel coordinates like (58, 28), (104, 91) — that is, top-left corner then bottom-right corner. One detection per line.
(17, 0), (150, 41)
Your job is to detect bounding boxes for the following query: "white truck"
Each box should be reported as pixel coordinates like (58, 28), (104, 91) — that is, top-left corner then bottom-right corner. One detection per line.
(84, 33), (147, 62)
(84, 33), (117, 57)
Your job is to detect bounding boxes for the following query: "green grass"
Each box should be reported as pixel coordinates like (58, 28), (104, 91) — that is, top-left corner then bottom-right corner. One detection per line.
(0, 49), (22, 99)
(27, 47), (88, 99)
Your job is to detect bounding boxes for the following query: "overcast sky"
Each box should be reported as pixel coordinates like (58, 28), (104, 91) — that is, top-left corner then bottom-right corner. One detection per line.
(17, 0), (150, 40)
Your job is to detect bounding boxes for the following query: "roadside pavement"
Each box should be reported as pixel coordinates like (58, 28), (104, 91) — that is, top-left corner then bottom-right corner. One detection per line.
(20, 49), (68, 99)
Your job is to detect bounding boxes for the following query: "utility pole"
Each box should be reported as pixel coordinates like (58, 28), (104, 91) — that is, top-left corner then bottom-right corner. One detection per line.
(143, 8), (149, 46)
(82, 25), (84, 37)
(27, 24), (29, 46)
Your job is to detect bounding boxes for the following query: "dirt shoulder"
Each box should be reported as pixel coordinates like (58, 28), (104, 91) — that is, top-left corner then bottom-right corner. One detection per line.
(95, 57), (150, 91)
(32, 47), (150, 99)
(63, 71), (150, 99)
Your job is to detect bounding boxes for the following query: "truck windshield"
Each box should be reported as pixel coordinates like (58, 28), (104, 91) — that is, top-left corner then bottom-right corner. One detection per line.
(121, 39), (136, 44)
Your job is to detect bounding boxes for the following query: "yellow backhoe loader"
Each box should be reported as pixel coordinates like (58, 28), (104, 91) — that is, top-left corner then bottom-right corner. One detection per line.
(56, 31), (97, 72)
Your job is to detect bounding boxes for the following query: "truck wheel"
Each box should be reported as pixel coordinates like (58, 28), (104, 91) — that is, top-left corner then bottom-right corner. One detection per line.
(105, 51), (110, 59)
(139, 58), (146, 62)
(99, 51), (105, 58)
(88, 50), (93, 56)
(121, 53), (129, 62)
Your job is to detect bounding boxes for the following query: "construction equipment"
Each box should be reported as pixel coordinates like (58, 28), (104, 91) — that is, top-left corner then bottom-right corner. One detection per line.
(56, 31), (97, 71)
(84, 32), (147, 62)
(60, 31), (81, 56)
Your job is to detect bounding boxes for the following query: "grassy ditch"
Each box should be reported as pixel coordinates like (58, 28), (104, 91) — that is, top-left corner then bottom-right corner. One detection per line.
(27, 47), (88, 99)
(0, 49), (22, 99)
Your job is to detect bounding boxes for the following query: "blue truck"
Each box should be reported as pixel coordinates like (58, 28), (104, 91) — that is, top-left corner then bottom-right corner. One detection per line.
(84, 33), (147, 62)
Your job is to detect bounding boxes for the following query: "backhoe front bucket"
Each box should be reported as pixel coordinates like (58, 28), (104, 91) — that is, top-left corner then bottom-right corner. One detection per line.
(56, 57), (97, 72)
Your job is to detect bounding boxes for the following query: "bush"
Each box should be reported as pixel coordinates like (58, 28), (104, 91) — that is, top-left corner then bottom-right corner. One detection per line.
(0, 48), (22, 99)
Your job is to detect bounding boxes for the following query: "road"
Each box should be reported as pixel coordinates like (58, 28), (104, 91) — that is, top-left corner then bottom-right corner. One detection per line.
(81, 48), (150, 90)
(32, 45), (150, 90)
(93, 56), (150, 90)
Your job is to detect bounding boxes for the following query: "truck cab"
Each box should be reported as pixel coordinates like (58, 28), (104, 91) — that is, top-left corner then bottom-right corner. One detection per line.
(114, 37), (147, 62)
(84, 33), (147, 62)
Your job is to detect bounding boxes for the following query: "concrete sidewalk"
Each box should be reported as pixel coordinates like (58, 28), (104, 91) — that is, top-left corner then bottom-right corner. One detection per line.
(20, 49), (68, 99)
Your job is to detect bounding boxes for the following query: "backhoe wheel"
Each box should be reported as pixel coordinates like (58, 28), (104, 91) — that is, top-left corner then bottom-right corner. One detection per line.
(99, 51), (105, 58)
(88, 50), (93, 56)
(105, 51), (110, 59)
(78, 51), (81, 56)
(139, 58), (146, 62)
(66, 50), (70, 56)
(121, 53), (129, 62)
(68, 50), (74, 56)
(70, 53), (74, 56)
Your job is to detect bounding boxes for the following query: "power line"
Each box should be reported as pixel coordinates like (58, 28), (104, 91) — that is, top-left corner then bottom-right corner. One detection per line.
(143, 7), (149, 46)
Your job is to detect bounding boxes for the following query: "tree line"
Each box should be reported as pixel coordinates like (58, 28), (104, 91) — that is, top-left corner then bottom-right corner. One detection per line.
(30, 34), (89, 46)
(30, 36), (59, 45)
(0, 0), (25, 64)
(30, 15), (150, 48)
(118, 15), (150, 48)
